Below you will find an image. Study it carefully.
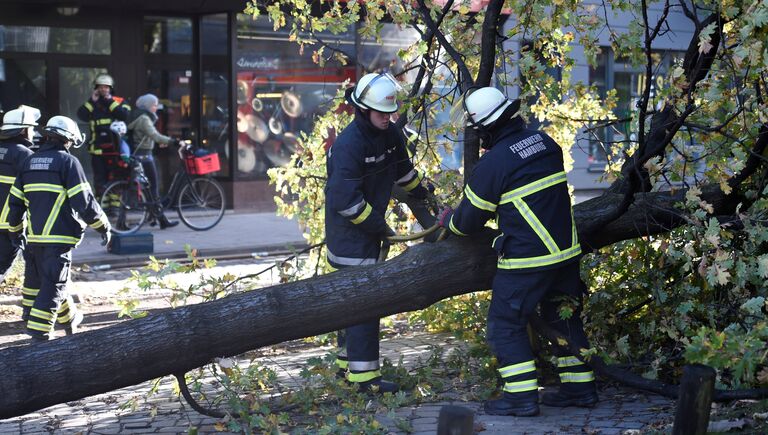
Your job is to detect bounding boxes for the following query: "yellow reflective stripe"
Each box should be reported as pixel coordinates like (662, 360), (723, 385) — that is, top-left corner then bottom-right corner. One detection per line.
(498, 360), (536, 377)
(498, 244), (582, 269)
(464, 185), (497, 212)
(560, 371), (595, 383)
(84, 102), (94, 112)
(402, 171), (423, 192)
(123, 104), (131, 110)
(30, 308), (53, 321)
(347, 370), (381, 383)
(22, 287), (39, 296)
(26, 234), (80, 244)
(503, 379), (538, 393)
(67, 183), (91, 198)
(96, 118), (112, 126)
(499, 171), (567, 204)
(571, 209), (579, 246)
(109, 101), (119, 111)
(448, 215), (467, 236)
(0, 175), (15, 184)
(7, 223), (23, 232)
(10, 186), (25, 200)
(557, 356), (584, 368)
(90, 216), (106, 230)
(42, 192), (66, 236)
(513, 198), (559, 254)
(0, 195), (10, 226)
(350, 203), (372, 225)
(22, 299), (34, 307)
(24, 183), (65, 193)
(336, 359), (349, 369)
(27, 321), (52, 332)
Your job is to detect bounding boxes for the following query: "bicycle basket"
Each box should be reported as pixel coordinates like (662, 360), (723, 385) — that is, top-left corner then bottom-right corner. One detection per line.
(185, 152), (221, 175)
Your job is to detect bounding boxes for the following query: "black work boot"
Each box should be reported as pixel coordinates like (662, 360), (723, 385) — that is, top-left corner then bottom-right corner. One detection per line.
(358, 378), (400, 394)
(541, 384), (598, 408)
(483, 391), (540, 416)
(63, 311), (84, 336)
(159, 215), (179, 229)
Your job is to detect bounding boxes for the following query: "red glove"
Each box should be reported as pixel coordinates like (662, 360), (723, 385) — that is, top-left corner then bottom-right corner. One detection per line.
(437, 206), (454, 228)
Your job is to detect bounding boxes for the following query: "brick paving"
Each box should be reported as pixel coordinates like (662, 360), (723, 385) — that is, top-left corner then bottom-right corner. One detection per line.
(0, 332), (674, 434)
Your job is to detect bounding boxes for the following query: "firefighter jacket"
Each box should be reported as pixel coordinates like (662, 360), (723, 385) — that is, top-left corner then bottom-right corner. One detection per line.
(77, 95), (130, 155)
(7, 141), (109, 246)
(0, 137), (34, 232)
(325, 112), (424, 268)
(446, 116), (581, 273)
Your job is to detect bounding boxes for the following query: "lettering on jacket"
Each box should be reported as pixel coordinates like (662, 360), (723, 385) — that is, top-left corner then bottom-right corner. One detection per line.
(0, 149), (7, 160)
(509, 133), (546, 159)
(29, 157), (54, 170)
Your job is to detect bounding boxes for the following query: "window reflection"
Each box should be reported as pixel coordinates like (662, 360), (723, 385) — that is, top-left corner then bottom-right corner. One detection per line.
(143, 17), (192, 54)
(0, 25), (110, 54)
(201, 14), (231, 177)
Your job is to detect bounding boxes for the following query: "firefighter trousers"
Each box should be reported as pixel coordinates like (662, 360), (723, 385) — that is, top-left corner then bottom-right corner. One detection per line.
(487, 262), (595, 395)
(0, 231), (21, 281)
(23, 245), (76, 337)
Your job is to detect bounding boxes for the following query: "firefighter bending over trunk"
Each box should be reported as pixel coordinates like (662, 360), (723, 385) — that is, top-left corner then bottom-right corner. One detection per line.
(325, 73), (432, 393)
(8, 116), (112, 342)
(0, 106), (37, 287)
(438, 87), (598, 416)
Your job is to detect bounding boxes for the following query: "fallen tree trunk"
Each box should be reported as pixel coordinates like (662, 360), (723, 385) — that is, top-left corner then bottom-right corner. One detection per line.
(0, 184), (744, 418)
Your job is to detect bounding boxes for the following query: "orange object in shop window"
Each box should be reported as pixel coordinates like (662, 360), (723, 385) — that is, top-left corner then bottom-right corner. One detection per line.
(185, 152), (221, 175)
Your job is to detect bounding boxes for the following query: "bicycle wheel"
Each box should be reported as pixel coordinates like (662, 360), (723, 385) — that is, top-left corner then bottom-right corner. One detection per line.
(100, 180), (149, 235)
(177, 177), (226, 231)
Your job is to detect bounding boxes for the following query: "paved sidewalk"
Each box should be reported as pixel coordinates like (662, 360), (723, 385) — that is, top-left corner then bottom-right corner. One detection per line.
(0, 332), (673, 434)
(74, 211), (306, 267)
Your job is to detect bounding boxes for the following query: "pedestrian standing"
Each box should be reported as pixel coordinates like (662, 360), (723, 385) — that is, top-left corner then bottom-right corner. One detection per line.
(438, 87), (598, 416)
(325, 72), (432, 393)
(77, 74), (131, 196)
(8, 116), (111, 341)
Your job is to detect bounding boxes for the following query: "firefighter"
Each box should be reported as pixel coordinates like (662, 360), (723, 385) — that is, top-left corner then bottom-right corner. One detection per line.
(325, 72), (432, 393)
(76, 73), (131, 195)
(0, 106), (38, 292)
(438, 87), (598, 416)
(8, 116), (112, 341)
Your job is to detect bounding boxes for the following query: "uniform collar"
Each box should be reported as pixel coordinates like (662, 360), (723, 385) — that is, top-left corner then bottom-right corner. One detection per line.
(354, 109), (388, 138)
(0, 136), (33, 147)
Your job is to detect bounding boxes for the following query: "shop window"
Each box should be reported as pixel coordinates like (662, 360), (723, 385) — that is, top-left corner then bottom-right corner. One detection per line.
(0, 25), (110, 55)
(588, 48), (684, 171)
(0, 59), (46, 115)
(358, 23), (419, 78)
(201, 14), (231, 177)
(143, 17), (192, 54)
(234, 14), (356, 179)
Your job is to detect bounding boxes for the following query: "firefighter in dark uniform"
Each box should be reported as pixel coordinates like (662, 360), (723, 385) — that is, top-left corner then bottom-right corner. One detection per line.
(8, 115), (112, 341)
(326, 72), (432, 393)
(0, 106), (38, 294)
(438, 87), (598, 416)
(76, 73), (131, 195)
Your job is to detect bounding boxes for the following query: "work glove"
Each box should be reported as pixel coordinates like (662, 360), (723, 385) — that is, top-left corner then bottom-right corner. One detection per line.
(378, 226), (395, 263)
(408, 183), (430, 200)
(9, 232), (26, 251)
(437, 206), (454, 228)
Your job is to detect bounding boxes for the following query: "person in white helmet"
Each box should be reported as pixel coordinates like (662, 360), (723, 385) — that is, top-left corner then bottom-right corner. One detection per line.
(7, 115), (111, 341)
(325, 72), (434, 393)
(437, 87), (597, 415)
(0, 106), (39, 299)
(77, 73), (131, 196)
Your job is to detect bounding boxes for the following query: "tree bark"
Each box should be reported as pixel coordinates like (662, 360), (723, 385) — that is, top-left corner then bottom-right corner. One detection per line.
(0, 182), (747, 418)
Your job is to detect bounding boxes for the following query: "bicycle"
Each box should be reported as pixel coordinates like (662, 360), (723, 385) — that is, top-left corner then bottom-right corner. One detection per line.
(100, 141), (226, 234)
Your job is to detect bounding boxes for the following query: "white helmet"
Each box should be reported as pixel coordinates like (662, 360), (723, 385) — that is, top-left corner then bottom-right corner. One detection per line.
(463, 87), (513, 128)
(94, 74), (114, 88)
(350, 73), (400, 113)
(110, 120), (127, 136)
(1, 105), (41, 131)
(43, 116), (85, 147)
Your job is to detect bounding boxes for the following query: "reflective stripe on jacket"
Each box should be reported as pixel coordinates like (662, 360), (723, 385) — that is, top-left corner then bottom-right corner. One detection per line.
(77, 96), (130, 154)
(324, 113), (422, 268)
(0, 138), (34, 232)
(447, 117), (581, 272)
(7, 142), (108, 246)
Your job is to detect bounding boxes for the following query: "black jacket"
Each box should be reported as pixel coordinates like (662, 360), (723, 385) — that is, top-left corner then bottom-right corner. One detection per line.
(446, 116), (581, 272)
(324, 112), (423, 268)
(8, 141), (109, 246)
(77, 95), (130, 155)
(0, 137), (34, 232)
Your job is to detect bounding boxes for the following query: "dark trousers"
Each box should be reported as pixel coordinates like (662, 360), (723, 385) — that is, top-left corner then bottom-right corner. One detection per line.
(488, 262), (592, 393)
(135, 153), (160, 199)
(0, 231), (21, 280)
(23, 245), (75, 336)
(91, 153), (112, 196)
